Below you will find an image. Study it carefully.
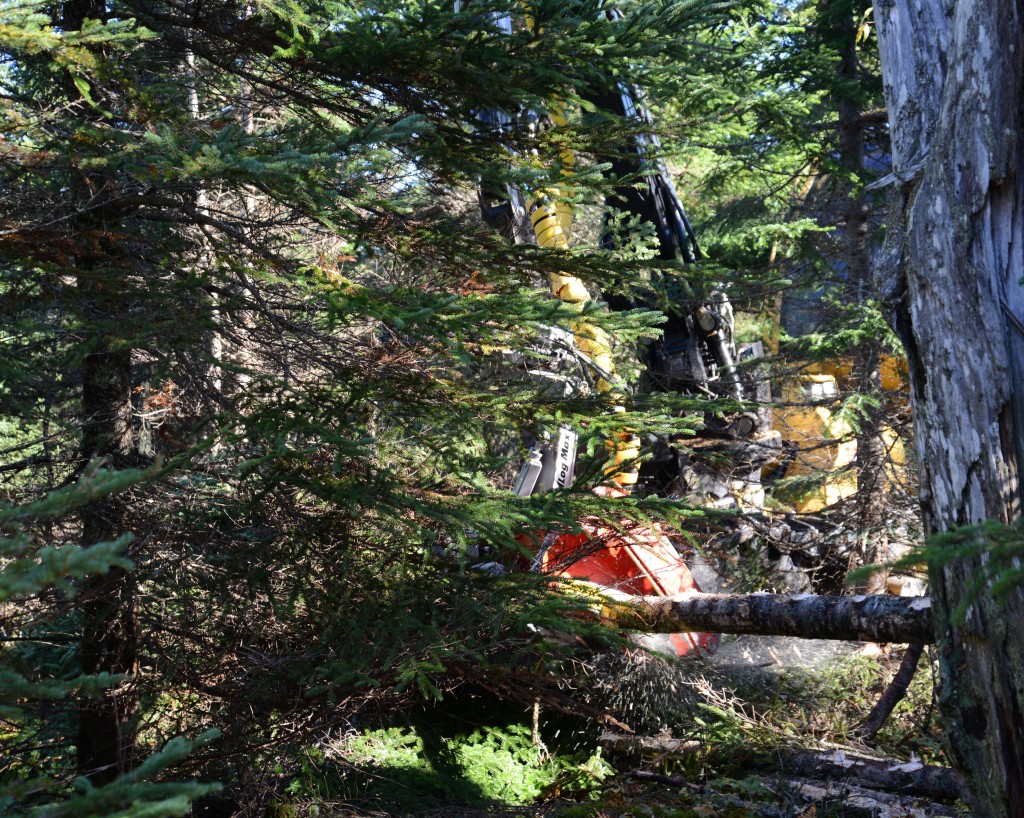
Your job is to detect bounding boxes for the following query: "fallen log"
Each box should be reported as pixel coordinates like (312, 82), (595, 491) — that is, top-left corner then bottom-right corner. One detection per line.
(629, 773), (965, 818)
(593, 590), (934, 644)
(778, 749), (963, 803)
(600, 734), (961, 804)
(598, 731), (701, 757)
(779, 780), (966, 818)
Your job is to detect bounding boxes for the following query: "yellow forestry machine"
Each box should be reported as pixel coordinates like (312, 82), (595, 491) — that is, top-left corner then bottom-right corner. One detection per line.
(466, 6), (774, 658)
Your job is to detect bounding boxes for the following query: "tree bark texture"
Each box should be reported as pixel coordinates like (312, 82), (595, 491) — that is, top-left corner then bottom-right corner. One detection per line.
(874, 0), (1024, 814)
(598, 591), (934, 644)
(604, 733), (962, 804)
(780, 781), (965, 818)
(598, 732), (702, 757)
(78, 344), (137, 785)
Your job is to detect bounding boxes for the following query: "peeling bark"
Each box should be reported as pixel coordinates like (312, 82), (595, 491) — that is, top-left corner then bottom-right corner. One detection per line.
(874, 0), (1024, 814)
(597, 591), (934, 644)
(779, 780), (965, 818)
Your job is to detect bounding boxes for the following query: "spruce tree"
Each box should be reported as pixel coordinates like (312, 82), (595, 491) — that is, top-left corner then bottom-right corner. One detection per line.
(0, 0), (727, 800)
(0, 466), (217, 815)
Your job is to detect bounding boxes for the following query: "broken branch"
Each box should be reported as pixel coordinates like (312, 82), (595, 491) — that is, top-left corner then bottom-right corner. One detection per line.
(856, 644), (926, 742)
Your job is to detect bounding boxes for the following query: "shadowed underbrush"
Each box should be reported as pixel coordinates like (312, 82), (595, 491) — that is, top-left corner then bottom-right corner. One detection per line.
(260, 647), (948, 817)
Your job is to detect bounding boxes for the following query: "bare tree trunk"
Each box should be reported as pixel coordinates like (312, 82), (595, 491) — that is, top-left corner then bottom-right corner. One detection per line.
(597, 590), (933, 644)
(599, 732), (701, 757)
(186, 50), (223, 401)
(77, 329), (138, 786)
(874, 1), (1024, 814)
(607, 734), (964, 804)
(774, 749), (962, 803)
(778, 781), (963, 818)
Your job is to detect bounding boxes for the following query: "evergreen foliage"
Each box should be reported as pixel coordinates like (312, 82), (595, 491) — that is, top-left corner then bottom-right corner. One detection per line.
(0, 464), (217, 815)
(0, 0), (732, 803)
(0, 0), (943, 809)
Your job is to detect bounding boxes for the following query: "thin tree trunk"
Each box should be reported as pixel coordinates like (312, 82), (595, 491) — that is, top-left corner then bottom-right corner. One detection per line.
(595, 590), (934, 644)
(64, 0), (139, 785)
(822, 0), (890, 592)
(874, 1), (1024, 814)
(186, 50), (223, 400)
(77, 335), (138, 785)
(599, 732), (702, 757)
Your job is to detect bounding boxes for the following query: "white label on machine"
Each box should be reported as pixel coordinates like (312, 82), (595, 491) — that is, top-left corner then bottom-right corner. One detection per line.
(536, 425), (577, 491)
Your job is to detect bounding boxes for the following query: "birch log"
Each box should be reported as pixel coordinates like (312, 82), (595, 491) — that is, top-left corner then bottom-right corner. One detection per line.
(596, 591), (934, 644)
(873, 0), (1024, 814)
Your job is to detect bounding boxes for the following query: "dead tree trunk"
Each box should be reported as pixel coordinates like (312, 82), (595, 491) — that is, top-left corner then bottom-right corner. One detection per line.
(604, 734), (964, 804)
(874, 1), (1024, 814)
(596, 591), (934, 644)
(775, 749), (962, 804)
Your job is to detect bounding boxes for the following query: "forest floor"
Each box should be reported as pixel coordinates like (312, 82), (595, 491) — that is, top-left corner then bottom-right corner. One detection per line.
(273, 643), (963, 818)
